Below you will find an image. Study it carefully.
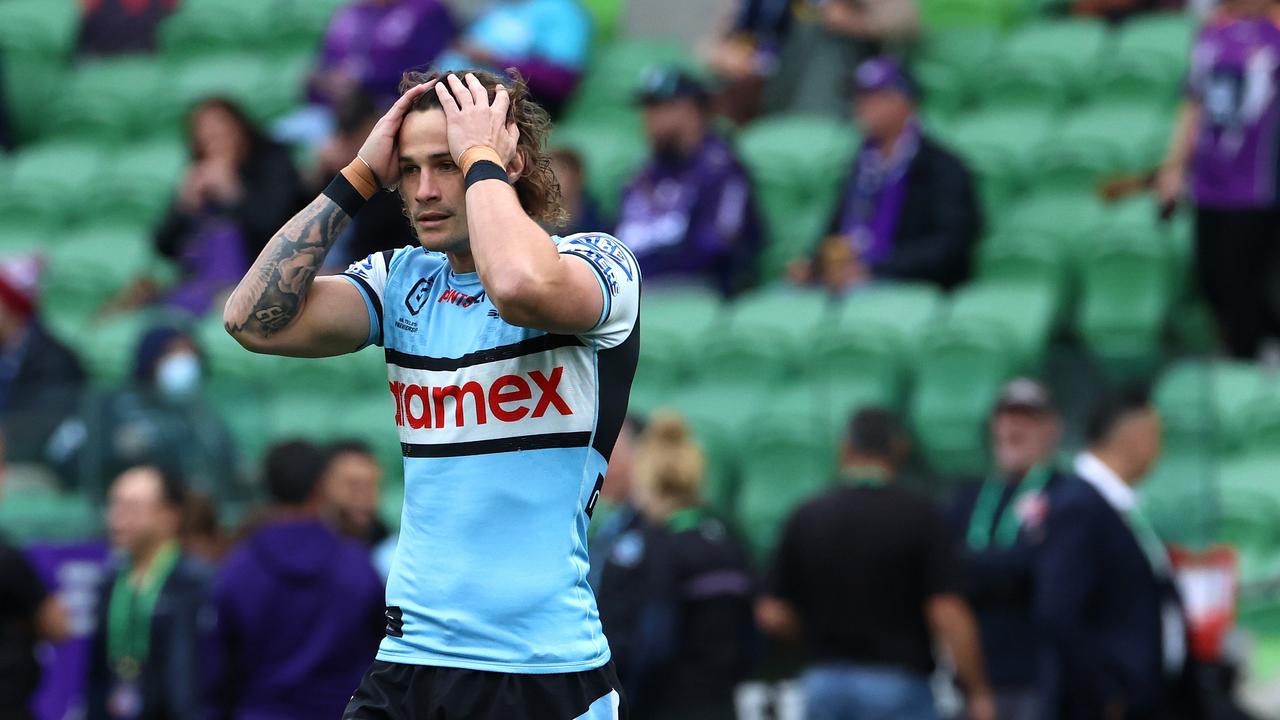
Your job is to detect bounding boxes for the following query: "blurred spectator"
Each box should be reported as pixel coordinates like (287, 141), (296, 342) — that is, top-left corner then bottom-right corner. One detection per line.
(789, 58), (980, 293)
(548, 147), (605, 237)
(614, 67), (763, 297)
(181, 491), (228, 565)
(128, 98), (301, 316)
(289, 0), (456, 145)
(320, 439), (390, 547)
(708, 0), (919, 122)
(86, 466), (211, 720)
(1157, 0), (1280, 360)
(435, 0), (591, 114)
(0, 256), (86, 465)
(209, 441), (383, 720)
(594, 412), (755, 719)
(49, 325), (238, 497)
(758, 408), (995, 720)
(1035, 387), (1198, 720)
(312, 90), (417, 273)
(76, 0), (177, 58)
(948, 379), (1068, 720)
(0, 432), (71, 720)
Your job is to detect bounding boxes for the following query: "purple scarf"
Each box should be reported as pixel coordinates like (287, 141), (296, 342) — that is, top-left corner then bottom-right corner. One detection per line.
(837, 121), (921, 266)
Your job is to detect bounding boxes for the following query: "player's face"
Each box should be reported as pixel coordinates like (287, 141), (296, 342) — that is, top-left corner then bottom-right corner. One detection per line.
(991, 409), (1059, 477)
(398, 109), (470, 253)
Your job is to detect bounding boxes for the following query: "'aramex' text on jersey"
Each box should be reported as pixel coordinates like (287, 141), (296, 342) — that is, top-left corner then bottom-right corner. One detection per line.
(389, 367), (572, 430)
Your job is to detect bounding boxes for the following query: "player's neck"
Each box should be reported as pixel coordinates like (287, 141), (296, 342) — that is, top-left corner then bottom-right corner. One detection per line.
(447, 249), (477, 275)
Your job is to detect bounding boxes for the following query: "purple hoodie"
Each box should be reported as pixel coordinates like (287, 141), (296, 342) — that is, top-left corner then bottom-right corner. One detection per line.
(209, 520), (384, 720)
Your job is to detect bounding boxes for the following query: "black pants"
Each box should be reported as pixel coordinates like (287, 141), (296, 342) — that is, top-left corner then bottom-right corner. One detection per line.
(1194, 207), (1280, 359)
(343, 660), (627, 720)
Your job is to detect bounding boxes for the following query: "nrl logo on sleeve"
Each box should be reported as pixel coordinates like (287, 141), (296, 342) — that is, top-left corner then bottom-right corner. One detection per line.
(405, 277), (434, 316)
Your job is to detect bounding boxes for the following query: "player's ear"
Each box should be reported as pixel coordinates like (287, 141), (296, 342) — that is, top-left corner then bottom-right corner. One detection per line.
(506, 148), (527, 183)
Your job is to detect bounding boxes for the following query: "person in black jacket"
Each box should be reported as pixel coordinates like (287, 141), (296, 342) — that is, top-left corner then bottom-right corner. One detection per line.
(949, 378), (1067, 720)
(1035, 387), (1199, 720)
(594, 411), (756, 720)
(145, 97), (302, 316)
(789, 56), (981, 293)
(86, 466), (211, 720)
(0, 256), (86, 466)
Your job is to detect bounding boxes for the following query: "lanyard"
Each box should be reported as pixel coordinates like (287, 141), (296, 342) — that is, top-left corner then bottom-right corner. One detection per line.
(967, 465), (1051, 551)
(107, 542), (180, 680)
(667, 507), (704, 534)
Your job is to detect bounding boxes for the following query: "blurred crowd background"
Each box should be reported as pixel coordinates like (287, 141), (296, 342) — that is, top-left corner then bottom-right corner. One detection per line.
(2, 0), (1280, 718)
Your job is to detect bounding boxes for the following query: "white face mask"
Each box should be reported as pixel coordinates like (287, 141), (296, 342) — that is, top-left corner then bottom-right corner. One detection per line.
(155, 352), (202, 399)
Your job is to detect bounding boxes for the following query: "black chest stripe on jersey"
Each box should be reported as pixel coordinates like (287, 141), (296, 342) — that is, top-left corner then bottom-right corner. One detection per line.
(401, 431), (592, 458)
(385, 334), (584, 372)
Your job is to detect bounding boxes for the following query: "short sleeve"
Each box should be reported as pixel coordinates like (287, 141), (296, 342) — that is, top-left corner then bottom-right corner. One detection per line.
(0, 545), (48, 618)
(339, 248), (398, 348)
(557, 233), (641, 349)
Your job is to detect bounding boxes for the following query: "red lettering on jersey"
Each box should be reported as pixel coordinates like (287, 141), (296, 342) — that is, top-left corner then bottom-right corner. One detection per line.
(489, 375), (532, 422)
(529, 368), (571, 417)
(389, 381), (404, 426)
(404, 384), (432, 429)
(433, 382), (487, 428)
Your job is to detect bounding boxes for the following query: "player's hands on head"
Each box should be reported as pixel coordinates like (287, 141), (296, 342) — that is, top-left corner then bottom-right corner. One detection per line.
(356, 80), (437, 189)
(434, 73), (520, 169)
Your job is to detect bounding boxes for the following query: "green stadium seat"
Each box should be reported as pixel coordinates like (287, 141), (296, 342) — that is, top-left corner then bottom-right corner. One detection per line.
(1076, 225), (1177, 368)
(919, 0), (1015, 29)
(656, 383), (763, 514)
(161, 53), (272, 127)
(48, 58), (164, 142)
(737, 116), (860, 278)
(581, 0), (624, 44)
(917, 27), (1002, 80)
(552, 121), (648, 220)
(565, 39), (700, 118)
(0, 491), (100, 544)
(1031, 102), (1167, 194)
(277, 0), (350, 52)
(910, 322), (1015, 476)
(698, 286), (832, 386)
(633, 287), (722, 396)
(811, 284), (943, 414)
(948, 281), (1056, 371)
(42, 223), (157, 328)
(1140, 447), (1214, 544)
(1093, 12), (1195, 106)
(0, 140), (114, 229)
(263, 391), (401, 471)
(0, 219), (53, 257)
(735, 401), (836, 563)
(1240, 396), (1280, 459)
(979, 20), (1109, 110)
(940, 108), (1055, 210)
(1154, 360), (1265, 452)
(158, 0), (279, 58)
(0, 0), (79, 59)
(976, 230), (1071, 322)
(996, 191), (1111, 268)
(86, 139), (187, 228)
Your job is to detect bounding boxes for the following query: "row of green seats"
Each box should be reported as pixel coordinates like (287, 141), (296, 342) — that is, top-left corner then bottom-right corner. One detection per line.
(1155, 360), (1280, 458)
(0, 138), (185, 230)
(918, 14), (1195, 116)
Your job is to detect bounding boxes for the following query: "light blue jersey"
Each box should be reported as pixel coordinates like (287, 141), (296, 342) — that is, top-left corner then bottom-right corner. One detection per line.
(340, 233), (640, 674)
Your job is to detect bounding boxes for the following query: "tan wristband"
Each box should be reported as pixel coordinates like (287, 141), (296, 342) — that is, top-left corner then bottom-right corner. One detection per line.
(460, 145), (504, 175)
(341, 157), (380, 200)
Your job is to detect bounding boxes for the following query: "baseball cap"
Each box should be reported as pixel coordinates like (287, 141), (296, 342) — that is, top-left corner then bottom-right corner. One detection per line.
(993, 377), (1055, 414)
(849, 56), (919, 99)
(635, 65), (710, 105)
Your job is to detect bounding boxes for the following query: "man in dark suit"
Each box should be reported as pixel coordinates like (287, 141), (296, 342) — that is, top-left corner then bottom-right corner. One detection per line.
(949, 378), (1068, 720)
(1035, 386), (1198, 720)
(789, 56), (981, 293)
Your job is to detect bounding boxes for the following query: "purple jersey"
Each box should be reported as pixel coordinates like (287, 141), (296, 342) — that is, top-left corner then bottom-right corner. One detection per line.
(317, 0), (457, 108)
(1187, 14), (1280, 209)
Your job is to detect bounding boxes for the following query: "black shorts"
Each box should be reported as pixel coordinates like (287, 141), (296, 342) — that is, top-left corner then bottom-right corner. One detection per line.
(342, 659), (627, 720)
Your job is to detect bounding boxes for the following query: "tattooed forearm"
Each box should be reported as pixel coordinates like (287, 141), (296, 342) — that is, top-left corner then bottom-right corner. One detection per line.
(224, 195), (351, 337)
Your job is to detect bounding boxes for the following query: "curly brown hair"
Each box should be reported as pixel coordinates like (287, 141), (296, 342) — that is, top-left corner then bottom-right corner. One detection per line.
(397, 69), (566, 226)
